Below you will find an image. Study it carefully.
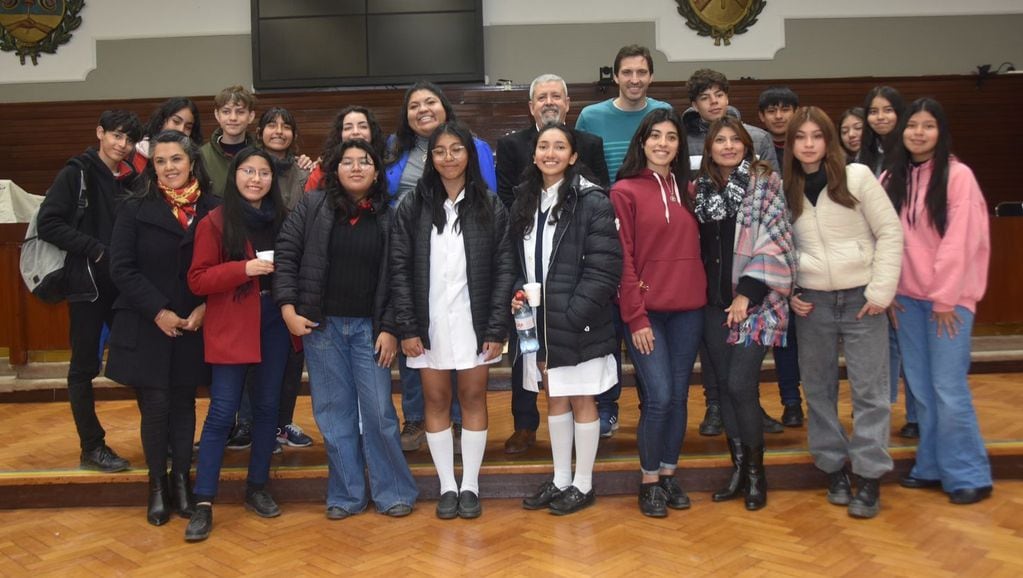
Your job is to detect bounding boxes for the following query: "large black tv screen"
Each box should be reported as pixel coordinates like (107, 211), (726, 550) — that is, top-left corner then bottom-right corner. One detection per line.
(252, 0), (485, 89)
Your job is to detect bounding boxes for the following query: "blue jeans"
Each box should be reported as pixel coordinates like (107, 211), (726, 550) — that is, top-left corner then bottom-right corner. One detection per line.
(194, 294), (290, 499)
(888, 325), (918, 423)
(626, 310), (703, 474)
(894, 296), (991, 491)
(399, 353), (461, 425)
(797, 288), (892, 479)
(306, 317), (418, 512)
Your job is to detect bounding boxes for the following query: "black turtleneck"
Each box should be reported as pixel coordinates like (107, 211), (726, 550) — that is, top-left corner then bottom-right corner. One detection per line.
(803, 169), (828, 207)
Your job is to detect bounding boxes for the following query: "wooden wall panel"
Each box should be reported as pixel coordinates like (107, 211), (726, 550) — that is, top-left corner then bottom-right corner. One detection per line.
(2, 75), (1020, 209)
(0, 75), (1019, 352)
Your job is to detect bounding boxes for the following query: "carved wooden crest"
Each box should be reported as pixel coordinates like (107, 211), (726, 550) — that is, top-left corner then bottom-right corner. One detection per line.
(0, 0), (84, 65)
(676, 0), (767, 46)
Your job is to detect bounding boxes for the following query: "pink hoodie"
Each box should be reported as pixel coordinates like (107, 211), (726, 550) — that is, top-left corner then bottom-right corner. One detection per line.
(894, 158), (989, 313)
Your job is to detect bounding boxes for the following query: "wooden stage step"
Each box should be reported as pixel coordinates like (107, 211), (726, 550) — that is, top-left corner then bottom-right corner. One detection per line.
(1, 374), (1021, 509)
(2, 334), (1022, 400)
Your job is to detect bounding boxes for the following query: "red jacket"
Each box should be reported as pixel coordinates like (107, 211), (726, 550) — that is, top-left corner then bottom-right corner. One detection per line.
(611, 169), (707, 333)
(187, 207), (264, 364)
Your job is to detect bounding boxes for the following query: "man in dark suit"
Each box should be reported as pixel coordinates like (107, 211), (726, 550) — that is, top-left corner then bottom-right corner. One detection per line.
(496, 73), (609, 209)
(496, 74), (608, 454)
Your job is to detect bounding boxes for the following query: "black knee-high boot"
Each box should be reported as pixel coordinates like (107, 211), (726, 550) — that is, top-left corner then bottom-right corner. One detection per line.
(743, 444), (767, 510)
(712, 438), (746, 502)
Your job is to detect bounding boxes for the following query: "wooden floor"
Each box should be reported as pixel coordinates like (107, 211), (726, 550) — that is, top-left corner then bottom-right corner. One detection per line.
(1, 374), (1021, 476)
(1, 375), (1022, 575)
(2, 482), (1023, 576)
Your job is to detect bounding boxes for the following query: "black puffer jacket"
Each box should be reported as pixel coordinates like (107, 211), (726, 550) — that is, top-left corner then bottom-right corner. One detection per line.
(273, 189), (396, 336)
(510, 174), (622, 368)
(37, 149), (136, 302)
(389, 185), (514, 352)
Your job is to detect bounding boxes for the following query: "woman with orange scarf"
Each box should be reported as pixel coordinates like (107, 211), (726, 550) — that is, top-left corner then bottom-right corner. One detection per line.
(106, 130), (219, 526)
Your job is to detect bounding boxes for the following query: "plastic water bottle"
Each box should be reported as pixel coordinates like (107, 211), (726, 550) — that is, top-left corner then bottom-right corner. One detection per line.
(514, 291), (540, 354)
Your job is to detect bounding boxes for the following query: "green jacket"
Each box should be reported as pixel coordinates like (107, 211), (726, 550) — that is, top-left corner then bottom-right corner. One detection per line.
(199, 129), (258, 197)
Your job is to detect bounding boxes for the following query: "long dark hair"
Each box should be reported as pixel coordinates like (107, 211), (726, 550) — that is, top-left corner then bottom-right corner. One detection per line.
(134, 130), (211, 199)
(322, 105), (385, 162)
(617, 108), (692, 210)
(221, 147), (287, 263)
(509, 123), (584, 238)
(320, 139), (389, 220)
(882, 97), (952, 236)
(419, 122), (492, 234)
(145, 97), (203, 143)
(783, 106), (856, 221)
(858, 86), (905, 174)
(698, 117), (772, 189)
(386, 81), (456, 165)
(257, 107), (300, 157)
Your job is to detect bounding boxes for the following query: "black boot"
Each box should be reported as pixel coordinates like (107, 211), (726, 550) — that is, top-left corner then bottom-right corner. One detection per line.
(171, 471), (196, 518)
(147, 474), (171, 526)
(743, 444), (767, 511)
(712, 438), (746, 502)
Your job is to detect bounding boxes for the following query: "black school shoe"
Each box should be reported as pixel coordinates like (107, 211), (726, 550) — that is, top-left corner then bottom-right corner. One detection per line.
(244, 489), (281, 518)
(847, 477), (880, 519)
(826, 470), (852, 506)
(639, 483), (668, 518)
(659, 475), (691, 510)
(436, 491), (459, 519)
(522, 480), (562, 510)
(949, 486), (992, 505)
(549, 486), (595, 516)
(184, 505), (213, 542)
(457, 490), (482, 519)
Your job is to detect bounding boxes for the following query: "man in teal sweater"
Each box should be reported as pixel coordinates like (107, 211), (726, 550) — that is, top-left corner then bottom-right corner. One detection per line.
(575, 44), (671, 185)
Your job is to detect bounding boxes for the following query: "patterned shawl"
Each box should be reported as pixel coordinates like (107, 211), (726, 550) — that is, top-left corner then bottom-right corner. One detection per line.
(730, 169), (797, 347)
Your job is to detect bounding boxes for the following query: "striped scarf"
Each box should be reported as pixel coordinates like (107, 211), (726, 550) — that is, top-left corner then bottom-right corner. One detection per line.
(159, 177), (202, 230)
(730, 169), (797, 347)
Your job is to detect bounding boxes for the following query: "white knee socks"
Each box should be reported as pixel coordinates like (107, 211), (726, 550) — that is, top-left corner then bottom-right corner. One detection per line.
(572, 419), (600, 494)
(458, 428), (488, 496)
(426, 428), (458, 494)
(548, 412), (575, 490)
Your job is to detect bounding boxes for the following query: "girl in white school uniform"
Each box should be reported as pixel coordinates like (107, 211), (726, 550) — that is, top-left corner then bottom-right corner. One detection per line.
(390, 122), (514, 520)
(509, 123), (622, 515)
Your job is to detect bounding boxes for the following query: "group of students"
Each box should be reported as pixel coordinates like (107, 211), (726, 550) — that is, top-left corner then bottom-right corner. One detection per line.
(36, 46), (991, 542)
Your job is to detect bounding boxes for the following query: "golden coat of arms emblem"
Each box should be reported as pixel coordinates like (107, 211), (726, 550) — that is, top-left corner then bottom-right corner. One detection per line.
(0, 0), (84, 65)
(676, 0), (767, 46)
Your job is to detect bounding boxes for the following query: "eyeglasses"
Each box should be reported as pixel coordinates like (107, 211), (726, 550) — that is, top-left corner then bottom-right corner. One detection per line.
(340, 158), (374, 170)
(237, 166), (273, 180)
(431, 144), (467, 159)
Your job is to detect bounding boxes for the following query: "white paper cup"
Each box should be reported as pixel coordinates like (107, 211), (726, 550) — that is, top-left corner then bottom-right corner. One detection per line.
(523, 282), (542, 307)
(256, 250), (274, 262)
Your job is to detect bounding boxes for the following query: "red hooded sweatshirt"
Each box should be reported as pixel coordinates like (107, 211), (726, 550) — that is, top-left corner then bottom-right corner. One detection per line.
(611, 168), (707, 333)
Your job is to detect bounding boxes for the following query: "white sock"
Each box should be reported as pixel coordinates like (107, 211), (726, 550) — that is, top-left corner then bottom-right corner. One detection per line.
(572, 420), (600, 494)
(548, 412), (575, 490)
(458, 428), (488, 496)
(426, 428), (457, 495)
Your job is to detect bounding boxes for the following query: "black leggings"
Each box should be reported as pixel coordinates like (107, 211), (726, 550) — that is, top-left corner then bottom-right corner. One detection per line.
(135, 385), (197, 478)
(702, 306), (768, 447)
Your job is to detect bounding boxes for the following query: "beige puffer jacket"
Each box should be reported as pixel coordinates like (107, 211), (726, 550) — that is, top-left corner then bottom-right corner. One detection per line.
(791, 163), (903, 307)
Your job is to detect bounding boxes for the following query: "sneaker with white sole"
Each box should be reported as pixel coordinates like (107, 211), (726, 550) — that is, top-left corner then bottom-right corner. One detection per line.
(599, 414), (619, 438)
(276, 423), (313, 447)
